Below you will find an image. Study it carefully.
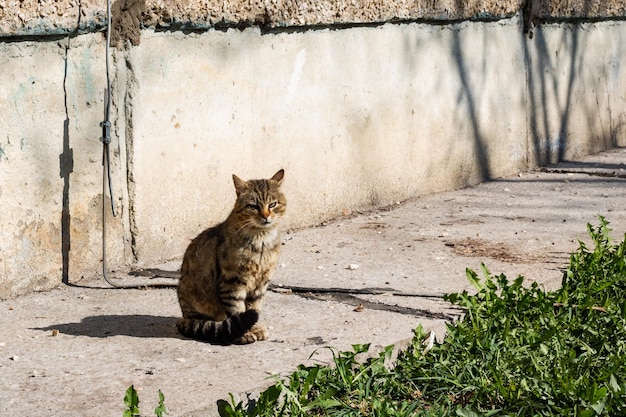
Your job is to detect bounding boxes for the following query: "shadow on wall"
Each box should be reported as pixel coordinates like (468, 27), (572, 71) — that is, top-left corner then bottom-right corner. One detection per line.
(450, 0), (496, 183)
(60, 46), (74, 285)
(450, 10), (616, 179)
(451, 29), (491, 181)
(59, 1), (84, 285)
(523, 0), (619, 165)
(524, 26), (579, 165)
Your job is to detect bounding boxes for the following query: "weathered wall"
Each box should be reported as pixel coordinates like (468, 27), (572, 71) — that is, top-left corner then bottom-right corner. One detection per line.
(1, 1), (626, 298)
(128, 21), (530, 262)
(0, 35), (128, 296)
(3, 0), (626, 37)
(525, 21), (626, 165)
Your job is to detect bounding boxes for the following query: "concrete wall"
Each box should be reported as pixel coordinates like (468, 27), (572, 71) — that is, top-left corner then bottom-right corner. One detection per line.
(526, 21), (626, 165)
(1, 2), (626, 298)
(0, 35), (128, 296)
(128, 21), (532, 264)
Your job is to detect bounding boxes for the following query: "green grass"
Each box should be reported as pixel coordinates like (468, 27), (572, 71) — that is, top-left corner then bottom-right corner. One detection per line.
(122, 385), (168, 417)
(217, 217), (626, 417)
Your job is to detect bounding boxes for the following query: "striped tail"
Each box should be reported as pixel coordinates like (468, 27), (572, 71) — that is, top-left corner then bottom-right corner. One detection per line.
(176, 309), (259, 345)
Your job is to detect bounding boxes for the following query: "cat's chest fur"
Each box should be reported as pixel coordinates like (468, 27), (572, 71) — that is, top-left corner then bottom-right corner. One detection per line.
(220, 228), (281, 288)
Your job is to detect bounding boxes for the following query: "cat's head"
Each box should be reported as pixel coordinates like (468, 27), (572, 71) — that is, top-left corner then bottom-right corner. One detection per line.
(231, 169), (286, 229)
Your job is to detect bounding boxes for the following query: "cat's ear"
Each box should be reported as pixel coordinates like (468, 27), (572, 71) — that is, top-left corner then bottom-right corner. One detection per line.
(271, 169), (285, 186)
(232, 174), (249, 196)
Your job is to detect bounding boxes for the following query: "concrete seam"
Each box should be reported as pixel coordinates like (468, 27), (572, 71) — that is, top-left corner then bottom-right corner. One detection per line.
(123, 52), (139, 263)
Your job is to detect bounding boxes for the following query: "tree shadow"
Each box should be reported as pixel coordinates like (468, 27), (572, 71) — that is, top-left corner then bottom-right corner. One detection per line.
(60, 1), (83, 285)
(32, 315), (181, 339)
(447, 0), (618, 176)
(522, 0), (618, 166)
(450, 29), (491, 181)
(523, 25), (579, 165)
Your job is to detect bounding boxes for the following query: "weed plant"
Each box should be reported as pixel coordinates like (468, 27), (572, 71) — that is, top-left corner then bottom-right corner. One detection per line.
(122, 385), (168, 417)
(217, 217), (626, 417)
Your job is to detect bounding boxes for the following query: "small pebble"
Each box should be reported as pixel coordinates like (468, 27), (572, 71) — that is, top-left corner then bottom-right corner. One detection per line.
(347, 264), (359, 270)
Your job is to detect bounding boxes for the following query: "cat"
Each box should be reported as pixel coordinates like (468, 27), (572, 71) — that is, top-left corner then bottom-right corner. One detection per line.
(176, 169), (286, 345)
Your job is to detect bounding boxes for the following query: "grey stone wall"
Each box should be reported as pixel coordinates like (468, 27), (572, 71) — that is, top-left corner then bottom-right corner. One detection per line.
(1, 1), (626, 299)
(3, 1), (626, 39)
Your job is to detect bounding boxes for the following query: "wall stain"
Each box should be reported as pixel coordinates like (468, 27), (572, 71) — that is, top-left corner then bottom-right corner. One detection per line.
(110, 0), (146, 48)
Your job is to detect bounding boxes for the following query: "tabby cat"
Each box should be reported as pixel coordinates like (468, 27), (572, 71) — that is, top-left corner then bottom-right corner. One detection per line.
(176, 169), (286, 345)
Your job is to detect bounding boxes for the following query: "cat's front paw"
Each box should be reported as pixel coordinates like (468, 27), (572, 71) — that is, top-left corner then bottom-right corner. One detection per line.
(234, 323), (268, 344)
(235, 332), (258, 344)
(250, 323), (268, 341)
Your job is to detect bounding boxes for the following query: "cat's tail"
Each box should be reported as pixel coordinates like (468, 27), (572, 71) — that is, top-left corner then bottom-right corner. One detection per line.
(176, 309), (259, 345)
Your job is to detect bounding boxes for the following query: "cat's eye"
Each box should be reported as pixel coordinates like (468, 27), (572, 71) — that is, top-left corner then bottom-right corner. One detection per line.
(248, 204), (260, 212)
(268, 202), (277, 209)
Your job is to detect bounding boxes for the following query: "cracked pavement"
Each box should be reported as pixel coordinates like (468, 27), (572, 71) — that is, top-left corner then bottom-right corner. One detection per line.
(1, 148), (625, 416)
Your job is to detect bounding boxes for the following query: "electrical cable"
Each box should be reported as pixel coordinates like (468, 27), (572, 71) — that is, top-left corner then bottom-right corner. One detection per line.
(98, 0), (176, 290)
(100, 0), (119, 288)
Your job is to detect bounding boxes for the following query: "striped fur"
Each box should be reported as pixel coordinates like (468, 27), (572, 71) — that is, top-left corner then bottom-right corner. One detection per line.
(176, 170), (286, 345)
(176, 310), (259, 345)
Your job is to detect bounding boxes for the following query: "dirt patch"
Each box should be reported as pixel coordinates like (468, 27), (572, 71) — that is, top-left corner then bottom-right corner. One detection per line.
(445, 237), (543, 264)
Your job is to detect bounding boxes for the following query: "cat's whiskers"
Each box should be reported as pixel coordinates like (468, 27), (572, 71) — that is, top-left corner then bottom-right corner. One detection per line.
(232, 218), (258, 240)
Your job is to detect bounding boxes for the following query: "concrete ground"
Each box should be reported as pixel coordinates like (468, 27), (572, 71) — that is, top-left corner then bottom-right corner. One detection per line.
(1, 148), (625, 417)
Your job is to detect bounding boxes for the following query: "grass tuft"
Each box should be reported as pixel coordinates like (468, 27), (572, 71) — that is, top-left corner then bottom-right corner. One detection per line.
(217, 216), (626, 417)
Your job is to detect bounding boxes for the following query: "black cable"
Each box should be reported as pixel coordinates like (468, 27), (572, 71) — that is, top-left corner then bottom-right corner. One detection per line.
(101, 0), (119, 288)
(98, 0), (173, 290)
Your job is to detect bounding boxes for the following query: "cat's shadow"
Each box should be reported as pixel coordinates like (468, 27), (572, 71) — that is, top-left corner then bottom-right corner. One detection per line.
(32, 315), (181, 339)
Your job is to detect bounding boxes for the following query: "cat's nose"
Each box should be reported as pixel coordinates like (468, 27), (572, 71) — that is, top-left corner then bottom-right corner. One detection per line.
(261, 208), (270, 219)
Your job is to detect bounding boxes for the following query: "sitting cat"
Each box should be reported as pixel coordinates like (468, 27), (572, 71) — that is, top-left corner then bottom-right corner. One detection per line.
(176, 169), (286, 344)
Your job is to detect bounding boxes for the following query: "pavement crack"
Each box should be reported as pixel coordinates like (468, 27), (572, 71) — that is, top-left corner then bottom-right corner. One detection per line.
(540, 167), (626, 178)
(268, 283), (444, 299)
(130, 268), (180, 279)
(293, 291), (459, 320)
(127, 269), (459, 320)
